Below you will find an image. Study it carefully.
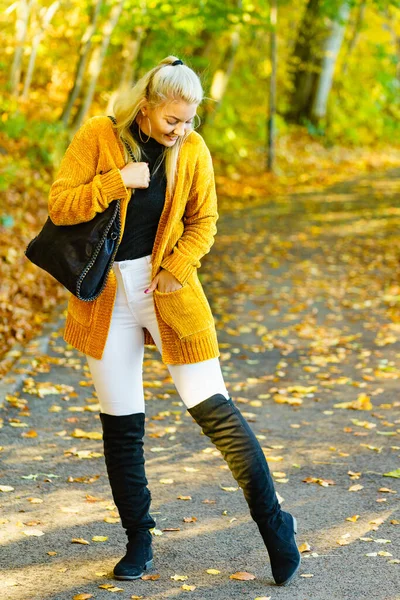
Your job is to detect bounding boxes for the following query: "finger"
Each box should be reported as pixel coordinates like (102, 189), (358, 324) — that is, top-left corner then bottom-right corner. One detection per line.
(145, 276), (158, 294)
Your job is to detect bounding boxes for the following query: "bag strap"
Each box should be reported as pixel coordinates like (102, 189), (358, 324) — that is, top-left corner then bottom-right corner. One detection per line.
(107, 114), (136, 163)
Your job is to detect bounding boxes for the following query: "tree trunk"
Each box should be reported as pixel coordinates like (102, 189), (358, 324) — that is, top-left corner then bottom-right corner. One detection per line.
(383, 7), (400, 81)
(8, 0), (34, 95)
(286, 0), (350, 124)
(341, 0), (366, 75)
(203, 1), (243, 128)
(60, 0), (103, 126)
(311, 1), (351, 120)
(267, 0), (277, 173)
(70, 0), (124, 133)
(105, 26), (149, 115)
(21, 0), (59, 99)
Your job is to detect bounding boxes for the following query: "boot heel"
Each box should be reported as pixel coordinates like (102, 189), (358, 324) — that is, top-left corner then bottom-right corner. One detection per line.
(292, 516), (297, 535)
(145, 559), (154, 570)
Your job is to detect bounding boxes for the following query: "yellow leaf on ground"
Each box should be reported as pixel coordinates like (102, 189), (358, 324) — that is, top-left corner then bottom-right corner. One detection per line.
(71, 538), (90, 545)
(182, 585), (196, 591)
(171, 574), (188, 581)
(71, 429), (102, 440)
(348, 484), (364, 492)
(346, 515), (360, 522)
(159, 478), (174, 484)
(229, 572), (256, 581)
(206, 569), (221, 575)
(141, 574), (160, 580)
(0, 485), (14, 492)
(73, 594), (93, 600)
(21, 430), (38, 438)
(22, 529), (44, 536)
(104, 517), (120, 524)
(177, 495), (192, 501)
(299, 542), (312, 552)
(92, 536), (108, 542)
(273, 394), (303, 406)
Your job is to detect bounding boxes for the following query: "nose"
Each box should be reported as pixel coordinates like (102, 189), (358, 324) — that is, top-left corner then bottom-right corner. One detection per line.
(173, 122), (186, 136)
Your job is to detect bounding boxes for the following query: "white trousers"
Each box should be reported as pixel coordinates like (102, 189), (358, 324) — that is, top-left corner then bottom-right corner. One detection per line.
(86, 255), (229, 416)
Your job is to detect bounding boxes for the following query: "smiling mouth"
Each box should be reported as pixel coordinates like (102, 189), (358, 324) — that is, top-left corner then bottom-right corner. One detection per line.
(167, 134), (178, 140)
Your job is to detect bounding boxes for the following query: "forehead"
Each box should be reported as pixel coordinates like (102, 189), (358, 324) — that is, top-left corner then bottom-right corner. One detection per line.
(160, 100), (198, 119)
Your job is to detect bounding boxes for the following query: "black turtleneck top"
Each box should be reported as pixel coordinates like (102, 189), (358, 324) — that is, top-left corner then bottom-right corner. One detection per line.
(114, 119), (167, 261)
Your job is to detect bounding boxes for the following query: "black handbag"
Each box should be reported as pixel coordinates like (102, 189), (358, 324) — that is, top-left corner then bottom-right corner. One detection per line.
(25, 115), (133, 302)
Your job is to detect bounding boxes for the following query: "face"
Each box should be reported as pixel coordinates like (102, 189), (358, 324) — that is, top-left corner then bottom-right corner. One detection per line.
(138, 99), (198, 146)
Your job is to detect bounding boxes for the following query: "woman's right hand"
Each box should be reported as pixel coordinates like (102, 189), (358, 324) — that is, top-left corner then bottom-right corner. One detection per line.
(119, 161), (150, 189)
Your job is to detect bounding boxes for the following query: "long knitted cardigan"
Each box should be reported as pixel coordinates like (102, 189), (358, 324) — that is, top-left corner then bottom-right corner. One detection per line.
(48, 116), (220, 364)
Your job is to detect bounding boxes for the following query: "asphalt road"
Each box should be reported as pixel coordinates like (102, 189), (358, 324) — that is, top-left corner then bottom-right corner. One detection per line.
(1, 168), (399, 600)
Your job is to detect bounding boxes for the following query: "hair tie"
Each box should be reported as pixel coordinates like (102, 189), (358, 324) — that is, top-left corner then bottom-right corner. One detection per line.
(171, 59), (184, 66)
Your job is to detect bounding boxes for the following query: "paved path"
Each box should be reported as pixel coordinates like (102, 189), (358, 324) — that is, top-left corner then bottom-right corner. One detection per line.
(1, 169), (400, 600)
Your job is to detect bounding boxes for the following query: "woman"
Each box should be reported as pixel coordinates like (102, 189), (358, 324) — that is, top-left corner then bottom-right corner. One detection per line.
(48, 56), (301, 586)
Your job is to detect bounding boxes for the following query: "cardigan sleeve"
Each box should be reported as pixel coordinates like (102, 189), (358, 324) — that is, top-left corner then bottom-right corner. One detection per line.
(48, 118), (128, 226)
(160, 138), (219, 286)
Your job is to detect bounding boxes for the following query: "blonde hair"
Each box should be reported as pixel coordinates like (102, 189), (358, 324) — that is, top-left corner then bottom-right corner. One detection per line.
(112, 55), (204, 196)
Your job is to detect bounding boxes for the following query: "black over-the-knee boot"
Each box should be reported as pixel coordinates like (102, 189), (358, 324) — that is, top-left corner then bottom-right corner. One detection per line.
(187, 394), (301, 586)
(100, 412), (156, 580)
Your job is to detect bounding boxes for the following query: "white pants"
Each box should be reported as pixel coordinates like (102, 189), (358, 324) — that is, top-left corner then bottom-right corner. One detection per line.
(86, 255), (229, 416)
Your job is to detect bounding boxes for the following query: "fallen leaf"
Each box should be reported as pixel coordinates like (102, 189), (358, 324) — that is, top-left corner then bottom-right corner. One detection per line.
(299, 542), (312, 552)
(104, 517), (120, 524)
(348, 484), (364, 492)
(71, 538), (90, 545)
(71, 429), (102, 440)
(229, 571), (256, 580)
(0, 485), (14, 492)
(73, 595), (93, 600)
(98, 583), (124, 591)
(206, 569), (221, 574)
(92, 536), (108, 542)
(171, 574), (188, 581)
(141, 574), (160, 580)
(383, 469), (400, 478)
(182, 584), (196, 591)
(22, 529), (44, 536)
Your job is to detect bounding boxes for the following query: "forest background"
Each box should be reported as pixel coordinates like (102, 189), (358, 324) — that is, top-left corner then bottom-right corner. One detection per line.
(1, 0), (400, 370)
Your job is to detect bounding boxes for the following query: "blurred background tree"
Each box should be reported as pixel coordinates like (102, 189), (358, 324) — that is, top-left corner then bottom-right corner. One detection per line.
(1, 0), (400, 362)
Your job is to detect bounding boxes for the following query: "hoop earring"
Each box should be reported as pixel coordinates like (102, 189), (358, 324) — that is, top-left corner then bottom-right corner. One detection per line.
(193, 114), (202, 130)
(139, 115), (151, 143)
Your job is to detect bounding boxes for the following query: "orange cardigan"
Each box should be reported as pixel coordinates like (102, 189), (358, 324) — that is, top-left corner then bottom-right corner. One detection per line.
(48, 116), (220, 364)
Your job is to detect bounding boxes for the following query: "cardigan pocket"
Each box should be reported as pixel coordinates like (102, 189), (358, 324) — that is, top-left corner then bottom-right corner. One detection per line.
(153, 280), (214, 339)
(68, 294), (95, 327)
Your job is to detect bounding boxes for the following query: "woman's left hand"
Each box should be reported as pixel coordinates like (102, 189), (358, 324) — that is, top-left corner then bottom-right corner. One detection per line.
(145, 268), (183, 294)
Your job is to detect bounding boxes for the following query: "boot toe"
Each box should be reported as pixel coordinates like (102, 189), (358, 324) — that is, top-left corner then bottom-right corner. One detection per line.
(114, 557), (154, 580)
(259, 511), (301, 586)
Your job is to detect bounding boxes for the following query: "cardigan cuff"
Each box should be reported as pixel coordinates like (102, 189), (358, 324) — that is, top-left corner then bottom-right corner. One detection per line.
(160, 252), (197, 286)
(99, 168), (127, 203)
